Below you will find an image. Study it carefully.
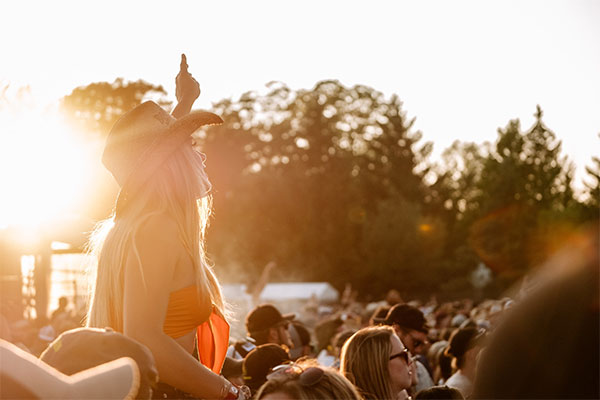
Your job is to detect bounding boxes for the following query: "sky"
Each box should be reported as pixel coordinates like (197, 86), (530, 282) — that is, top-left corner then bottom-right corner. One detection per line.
(1, 0), (599, 189)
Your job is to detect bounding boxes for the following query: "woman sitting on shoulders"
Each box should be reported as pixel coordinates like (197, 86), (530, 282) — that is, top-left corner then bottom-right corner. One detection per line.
(87, 54), (247, 400)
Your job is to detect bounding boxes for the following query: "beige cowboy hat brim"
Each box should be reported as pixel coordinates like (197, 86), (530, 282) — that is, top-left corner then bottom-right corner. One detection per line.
(1, 339), (140, 399)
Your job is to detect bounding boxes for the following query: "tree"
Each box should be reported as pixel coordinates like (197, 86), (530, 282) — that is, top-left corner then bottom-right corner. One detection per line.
(581, 153), (600, 220)
(198, 80), (434, 297)
(61, 78), (170, 135)
(466, 106), (575, 283)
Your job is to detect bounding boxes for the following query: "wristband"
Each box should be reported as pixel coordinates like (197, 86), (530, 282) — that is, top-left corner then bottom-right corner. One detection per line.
(220, 380), (232, 400)
(223, 384), (239, 400)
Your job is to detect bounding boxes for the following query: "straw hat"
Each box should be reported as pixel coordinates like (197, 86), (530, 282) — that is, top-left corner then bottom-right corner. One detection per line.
(1, 339), (140, 399)
(102, 101), (223, 216)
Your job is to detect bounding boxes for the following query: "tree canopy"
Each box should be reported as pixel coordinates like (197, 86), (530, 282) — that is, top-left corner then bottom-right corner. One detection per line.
(59, 80), (596, 300)
(61, 78), (170, 135)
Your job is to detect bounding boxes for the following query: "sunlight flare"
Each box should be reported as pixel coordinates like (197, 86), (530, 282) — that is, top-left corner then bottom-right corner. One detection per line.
(0, 106), (94, 230)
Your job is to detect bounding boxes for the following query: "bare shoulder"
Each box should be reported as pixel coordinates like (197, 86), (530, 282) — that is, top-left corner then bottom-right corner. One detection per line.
(135, 212), (180, 246)
(129, 212), (185, 266)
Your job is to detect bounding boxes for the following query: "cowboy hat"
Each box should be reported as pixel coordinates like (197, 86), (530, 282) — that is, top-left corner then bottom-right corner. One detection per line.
(1, 339), (140, 399)
(40, 327), (158, 399)
(102, 101), (223, 216)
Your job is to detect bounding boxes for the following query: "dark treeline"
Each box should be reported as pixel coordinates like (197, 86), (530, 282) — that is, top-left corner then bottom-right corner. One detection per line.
(61, 79), (600, 300)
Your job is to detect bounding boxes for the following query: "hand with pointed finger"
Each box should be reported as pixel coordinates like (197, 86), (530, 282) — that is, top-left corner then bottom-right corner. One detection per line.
(175, 53), (200, 104)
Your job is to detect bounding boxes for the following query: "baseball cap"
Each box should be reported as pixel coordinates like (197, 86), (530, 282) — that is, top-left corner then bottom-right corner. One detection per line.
(246, 304), (295, 334)
(222, 356), (243, 379)
(242, 344), (291, 393)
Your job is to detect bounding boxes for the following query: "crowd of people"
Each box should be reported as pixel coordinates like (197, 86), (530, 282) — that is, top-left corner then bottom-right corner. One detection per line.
(0, 54), (598, 399)
(2, 263), (598, 400)
(0, 287), (527, 399)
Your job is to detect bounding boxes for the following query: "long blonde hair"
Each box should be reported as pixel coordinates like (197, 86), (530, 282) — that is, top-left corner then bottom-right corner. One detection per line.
(340, 326), (395, 400)
(86, 145), (225, 331)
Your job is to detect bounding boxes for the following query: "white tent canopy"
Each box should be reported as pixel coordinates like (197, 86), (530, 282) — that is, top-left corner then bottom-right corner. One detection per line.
(221, 282), (339, 303)
(260, 282), (339, 303)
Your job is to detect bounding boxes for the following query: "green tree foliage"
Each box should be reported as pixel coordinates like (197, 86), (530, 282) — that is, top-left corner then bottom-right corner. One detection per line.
(425, 141), (489, 297)
(461, 106), (576, 283)
(58, 76), (591, 299)
(199, 81), (436, 297)
(581, 153), (600, 220)
(61, 78), (170, 135)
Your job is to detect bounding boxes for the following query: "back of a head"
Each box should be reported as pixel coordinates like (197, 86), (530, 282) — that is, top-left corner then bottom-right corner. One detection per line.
(255, 360), (363, 400)
(314, 317), (344, 353)
(339, 326), (394, 400)
(416, 385), (464, 400)
(222, 356), (243, 381)
(289, 322), (313, 360)
(333, 329), (357, 354)
(243, 344), (290, 394)
(444, 327), (482, 370)
(384, 303), (428, 334)
(369, 305), (391, 326)
(472, 231), (599, 399)
(292, 322), (311, 347)
(438, 349), (454, 382)
(427, 340), (448, 370)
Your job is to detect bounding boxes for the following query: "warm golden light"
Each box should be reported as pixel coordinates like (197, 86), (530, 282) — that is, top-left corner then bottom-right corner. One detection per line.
(0, 106), (94, 231)
(419, 223), (433, 233)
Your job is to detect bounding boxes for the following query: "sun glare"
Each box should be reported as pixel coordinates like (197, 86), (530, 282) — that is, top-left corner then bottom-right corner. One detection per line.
(0, 106), (94, 232)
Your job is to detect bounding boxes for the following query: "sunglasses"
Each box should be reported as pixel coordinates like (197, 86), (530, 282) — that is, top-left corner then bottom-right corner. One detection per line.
(267, 363), (325, 387)
(389, 348), (411, 364)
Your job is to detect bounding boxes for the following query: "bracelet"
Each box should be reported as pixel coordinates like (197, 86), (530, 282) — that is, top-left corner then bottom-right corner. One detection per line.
(220, 380), (232, 400)
(223, 384), (240, 400)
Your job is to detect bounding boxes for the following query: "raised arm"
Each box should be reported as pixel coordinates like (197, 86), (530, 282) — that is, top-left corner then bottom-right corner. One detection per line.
(171, 53), (201, 119)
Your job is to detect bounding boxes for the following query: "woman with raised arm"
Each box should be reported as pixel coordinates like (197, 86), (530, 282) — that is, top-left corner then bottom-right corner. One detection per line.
(87, 54), (249, 400)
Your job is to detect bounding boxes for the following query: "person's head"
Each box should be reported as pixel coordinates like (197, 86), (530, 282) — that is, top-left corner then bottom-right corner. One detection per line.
(444, 327), (483, 371)
(243, 344), (291, 394)
(57, 297), (68, 310)
(384, 304), (429, 355)
(255, 359), (363, 400)
(222, 357), (244, 387)
(427, 340), (449, 383)
(438, 349), (454, 382)
(86, 102), (224, 331)
(246, 304), (295, 348)
(332, 329), (356, 358)
(340, 326), (412, 400)
(314, 316), (344, 353)
(369, 305), (391, 326)
(289, 322), (313, 360)
(415, 385), (464, 400)
(473, 228), (599, 398)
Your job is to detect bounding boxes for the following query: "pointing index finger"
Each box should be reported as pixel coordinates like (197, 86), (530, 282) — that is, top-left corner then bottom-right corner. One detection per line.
(180, 54), (188, 72)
